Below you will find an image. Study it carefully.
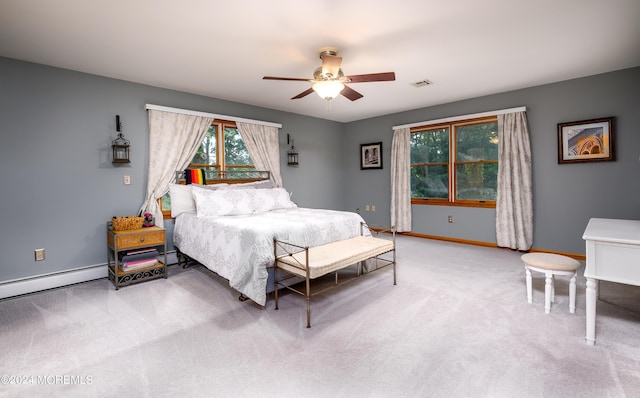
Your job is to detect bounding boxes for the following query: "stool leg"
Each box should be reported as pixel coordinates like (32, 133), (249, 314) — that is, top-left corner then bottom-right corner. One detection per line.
(544, 272), (552, 314)
(525, 267), (533, 304)
(551, 274), (555, 303)
(569, 272), (577, 313)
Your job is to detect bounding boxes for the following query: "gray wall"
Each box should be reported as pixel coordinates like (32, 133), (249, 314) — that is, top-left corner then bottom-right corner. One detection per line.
(0, 57), (343, 282)
(343, 67), (640, 255)
(1, 55), (638, 285)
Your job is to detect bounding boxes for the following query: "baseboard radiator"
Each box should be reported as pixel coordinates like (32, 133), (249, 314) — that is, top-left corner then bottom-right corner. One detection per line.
(0, 252), (178, 300)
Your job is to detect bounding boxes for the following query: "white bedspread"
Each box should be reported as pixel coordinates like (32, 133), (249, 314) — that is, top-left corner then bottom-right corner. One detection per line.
(173, 207), (368, 305)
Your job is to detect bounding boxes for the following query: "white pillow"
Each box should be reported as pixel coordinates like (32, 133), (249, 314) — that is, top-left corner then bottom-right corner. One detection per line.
(192, 186), (296, 218)
(221, 180), (273, 190)
(169, 184), (195, 218)
(249, 187), (297, 212)
(199, 183), (229, 191)
(169, 183), (227, 218)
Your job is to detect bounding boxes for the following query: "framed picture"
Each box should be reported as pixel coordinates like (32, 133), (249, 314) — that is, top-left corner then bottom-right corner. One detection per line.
(360, 142), (383, 170)
(557, 117), (615, 164)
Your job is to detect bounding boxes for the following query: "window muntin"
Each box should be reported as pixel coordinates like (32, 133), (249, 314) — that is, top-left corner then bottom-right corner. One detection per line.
(410, 117), (498, 206)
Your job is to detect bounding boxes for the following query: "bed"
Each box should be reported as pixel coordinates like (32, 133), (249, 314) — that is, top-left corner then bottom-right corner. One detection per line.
(170, 180), (369, 306)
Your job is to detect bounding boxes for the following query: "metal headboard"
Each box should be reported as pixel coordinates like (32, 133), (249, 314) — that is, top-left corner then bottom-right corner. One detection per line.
(175, 169), (270, 184)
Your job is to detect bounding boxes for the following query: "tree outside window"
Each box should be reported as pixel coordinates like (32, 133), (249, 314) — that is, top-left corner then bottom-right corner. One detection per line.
(161, 120), (254, 215)
(410, 117), (497, 207)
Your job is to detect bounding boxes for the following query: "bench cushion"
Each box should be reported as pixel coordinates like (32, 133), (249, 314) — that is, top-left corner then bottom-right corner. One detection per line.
(276, 236), (394, 279)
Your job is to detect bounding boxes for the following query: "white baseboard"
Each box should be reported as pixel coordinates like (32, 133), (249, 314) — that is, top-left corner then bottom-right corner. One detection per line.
(0, 252), (178, 300)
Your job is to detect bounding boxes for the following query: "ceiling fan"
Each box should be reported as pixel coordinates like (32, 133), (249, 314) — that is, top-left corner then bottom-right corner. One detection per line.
(263, 47), (396, 101)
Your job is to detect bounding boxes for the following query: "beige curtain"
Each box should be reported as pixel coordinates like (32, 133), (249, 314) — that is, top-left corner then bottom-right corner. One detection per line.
(390, 128), (412, 232)
(139, 110), (214, 227)
(496, 111), (533, 250)
(236, 122), (283, 188)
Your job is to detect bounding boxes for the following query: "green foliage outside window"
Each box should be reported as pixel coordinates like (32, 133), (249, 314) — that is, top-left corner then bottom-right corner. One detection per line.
(455, 122), (498, 201)
(161, 122), (254, 212)
(224, 127), (252, 166)
(410, 119), (498, 203)
(192, 125), (217, 166)
(190, 125), (253, 168)
(410, 128), (449, 199)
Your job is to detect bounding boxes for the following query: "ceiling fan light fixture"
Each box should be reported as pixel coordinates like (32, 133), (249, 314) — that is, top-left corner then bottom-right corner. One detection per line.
(264, 47), (394, 103)
(312, 80), (344, 100)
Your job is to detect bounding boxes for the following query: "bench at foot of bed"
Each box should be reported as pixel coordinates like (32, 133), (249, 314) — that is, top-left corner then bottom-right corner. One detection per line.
(273, 224), (396, 328)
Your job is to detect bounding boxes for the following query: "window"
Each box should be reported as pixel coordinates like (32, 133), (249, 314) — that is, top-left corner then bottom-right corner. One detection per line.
(160, 120), (254, 217)
(189, 120), (253, 173)
(410, 116), (498, 207)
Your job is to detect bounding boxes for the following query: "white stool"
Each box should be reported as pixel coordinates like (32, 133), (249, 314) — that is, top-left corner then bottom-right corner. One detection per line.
(521, 253), (581, 314)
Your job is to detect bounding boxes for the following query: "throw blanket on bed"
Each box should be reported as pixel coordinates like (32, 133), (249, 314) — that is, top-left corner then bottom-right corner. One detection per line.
(184, 169), (206, 185)
(173, 207), (369, 305)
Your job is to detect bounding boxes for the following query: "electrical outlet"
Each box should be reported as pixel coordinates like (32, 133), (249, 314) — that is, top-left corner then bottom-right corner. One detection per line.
(34, 248), (45, 261)
(371, 205), (376, 212)
(124, 175), (131, 185)
(365, 205), (370, 211)
(448, 215), (453, 223)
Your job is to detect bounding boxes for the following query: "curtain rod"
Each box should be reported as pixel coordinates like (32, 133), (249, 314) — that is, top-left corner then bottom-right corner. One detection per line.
(392, 106), (526, 130)
(145, 104), (282, 128)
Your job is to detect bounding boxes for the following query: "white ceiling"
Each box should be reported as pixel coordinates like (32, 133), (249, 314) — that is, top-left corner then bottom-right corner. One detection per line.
(1, 0), (639, 123)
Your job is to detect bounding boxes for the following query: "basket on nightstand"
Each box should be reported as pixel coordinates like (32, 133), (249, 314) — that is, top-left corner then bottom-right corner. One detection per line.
(111, 216), (144, 231)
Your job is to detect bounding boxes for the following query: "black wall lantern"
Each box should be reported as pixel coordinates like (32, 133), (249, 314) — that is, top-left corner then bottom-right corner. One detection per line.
(112, 115), (130, 164)
(287, 133), (299, 166)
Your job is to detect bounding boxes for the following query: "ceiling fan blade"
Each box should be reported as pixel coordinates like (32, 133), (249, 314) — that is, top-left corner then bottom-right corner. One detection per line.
(263, 76), (311, 82)
(322, 55), (342, 78)
(340, 85), (364, 101)
(345, 72), (396, 83)
(291, 87), (315, 100)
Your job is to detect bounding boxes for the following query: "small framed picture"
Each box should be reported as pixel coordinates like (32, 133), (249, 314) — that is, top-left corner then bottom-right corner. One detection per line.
(360, 142), (383, 170)
(557, 117), (615, 164)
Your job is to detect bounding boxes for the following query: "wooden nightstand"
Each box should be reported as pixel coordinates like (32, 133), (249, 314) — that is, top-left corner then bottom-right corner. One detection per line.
(106, 223), (167, 289)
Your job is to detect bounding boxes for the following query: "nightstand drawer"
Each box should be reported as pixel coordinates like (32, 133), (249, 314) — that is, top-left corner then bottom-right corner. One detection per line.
(116, 230), (164, 249)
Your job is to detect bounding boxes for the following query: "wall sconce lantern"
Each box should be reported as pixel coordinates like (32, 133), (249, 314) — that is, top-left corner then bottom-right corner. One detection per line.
(287, 134), (299, 166)
(112, 115), (130, 164)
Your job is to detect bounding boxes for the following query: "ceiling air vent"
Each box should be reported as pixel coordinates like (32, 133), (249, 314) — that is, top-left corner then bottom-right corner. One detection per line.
(411, 79), (433, 88)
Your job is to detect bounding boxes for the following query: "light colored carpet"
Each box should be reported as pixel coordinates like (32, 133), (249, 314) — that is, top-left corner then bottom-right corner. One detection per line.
(1, 235), (639, 398)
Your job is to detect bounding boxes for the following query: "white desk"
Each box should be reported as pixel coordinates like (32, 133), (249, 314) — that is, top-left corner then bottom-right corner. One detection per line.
(582, 218), (640, 345)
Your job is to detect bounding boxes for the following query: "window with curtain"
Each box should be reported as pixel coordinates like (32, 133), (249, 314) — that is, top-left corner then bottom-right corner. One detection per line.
(189, 120), (254, 174)
(160, 119), (255, 216)
(410, 116), (498, 207)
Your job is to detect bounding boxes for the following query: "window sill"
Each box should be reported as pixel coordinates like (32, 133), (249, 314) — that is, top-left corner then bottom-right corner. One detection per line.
(411, 199), (496, 209)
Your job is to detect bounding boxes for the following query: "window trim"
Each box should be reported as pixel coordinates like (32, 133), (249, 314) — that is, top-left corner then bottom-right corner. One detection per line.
(410, 116), (498, 208)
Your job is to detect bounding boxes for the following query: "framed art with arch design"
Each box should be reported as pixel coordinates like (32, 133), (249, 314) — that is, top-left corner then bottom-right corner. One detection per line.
(557, 117), (615, 164)
(360, 142), (382, 170)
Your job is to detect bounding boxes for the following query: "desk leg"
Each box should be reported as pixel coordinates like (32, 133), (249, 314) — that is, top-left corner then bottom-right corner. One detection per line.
(585, 278), (597, 345)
